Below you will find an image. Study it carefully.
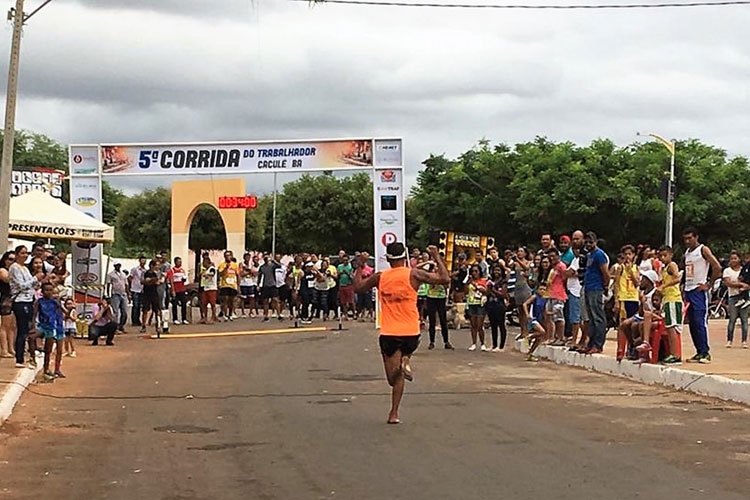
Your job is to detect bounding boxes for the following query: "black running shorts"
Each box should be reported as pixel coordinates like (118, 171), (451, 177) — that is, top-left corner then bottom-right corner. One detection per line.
(379, 335), (421, 357)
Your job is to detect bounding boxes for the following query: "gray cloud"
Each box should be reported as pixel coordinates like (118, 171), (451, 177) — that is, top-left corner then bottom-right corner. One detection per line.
(5, 0), (750, 198)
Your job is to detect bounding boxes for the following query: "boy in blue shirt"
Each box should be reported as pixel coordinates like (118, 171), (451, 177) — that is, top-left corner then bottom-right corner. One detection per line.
(33, 282), (66, 381)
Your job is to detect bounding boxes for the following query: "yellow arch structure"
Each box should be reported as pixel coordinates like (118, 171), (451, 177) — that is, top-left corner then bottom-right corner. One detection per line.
(170, 178), (246, 265)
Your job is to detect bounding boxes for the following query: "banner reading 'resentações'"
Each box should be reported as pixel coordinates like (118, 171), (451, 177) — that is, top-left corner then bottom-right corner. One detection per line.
(99, 139), (401, 175)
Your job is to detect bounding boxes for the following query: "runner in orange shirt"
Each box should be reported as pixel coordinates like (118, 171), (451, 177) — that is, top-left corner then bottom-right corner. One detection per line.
(354, 242), (450, 424)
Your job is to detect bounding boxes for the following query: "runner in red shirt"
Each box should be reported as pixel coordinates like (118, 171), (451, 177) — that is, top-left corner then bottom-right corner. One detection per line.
(167, 257), (189, 325)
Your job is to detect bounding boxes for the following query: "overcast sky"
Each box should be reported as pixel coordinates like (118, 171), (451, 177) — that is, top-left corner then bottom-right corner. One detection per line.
(3, 0), (750, 195)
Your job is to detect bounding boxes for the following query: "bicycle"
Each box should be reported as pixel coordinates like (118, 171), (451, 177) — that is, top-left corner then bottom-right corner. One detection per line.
(708, 282), (729, 320)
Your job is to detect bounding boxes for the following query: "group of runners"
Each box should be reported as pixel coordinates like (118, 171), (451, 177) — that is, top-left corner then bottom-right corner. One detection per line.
(194, 250), (376, 325)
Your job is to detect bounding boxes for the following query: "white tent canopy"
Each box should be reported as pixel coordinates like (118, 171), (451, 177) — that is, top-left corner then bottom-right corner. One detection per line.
(8, 190), (114, 243)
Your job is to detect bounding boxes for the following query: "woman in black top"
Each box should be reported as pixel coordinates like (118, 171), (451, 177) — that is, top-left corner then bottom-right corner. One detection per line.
(486, 266), (509, 351)
(140, 260), (163, 333)
(299, 263), (316, 324)
(0, 251), (16, 359)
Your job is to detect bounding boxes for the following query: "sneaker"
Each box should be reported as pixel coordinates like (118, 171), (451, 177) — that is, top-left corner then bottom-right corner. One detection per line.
(54, 370), (66, 378)
(43, 371), (55, 382)
(182, 320), (190, 325)
(491, 347), (501, 353)
(69, 351), (77, 358)
(661, 355), (682, 365)
(726, 341), (733, 348)
(428, 343), (435, 350)
(15, 363), (25, 368)
(444, 343), (455, 350)
(468, 344), (477, 351)
(744, 342), (749, 349)
(27, 359), (37, 369)
(140, 326), (146, 334)
(263, 317), (270, 322)
(698, 353), (712, 364)
(525, 354), (539, 362)
(686, 353), (702, 363)
(480, 344), (488, 352)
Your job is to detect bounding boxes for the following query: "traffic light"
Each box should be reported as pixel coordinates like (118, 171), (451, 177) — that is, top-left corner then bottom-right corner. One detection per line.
(438, 231), (448, 257)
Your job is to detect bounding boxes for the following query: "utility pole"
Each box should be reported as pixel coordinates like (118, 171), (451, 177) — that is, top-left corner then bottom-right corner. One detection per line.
(0, 0), (25, 250)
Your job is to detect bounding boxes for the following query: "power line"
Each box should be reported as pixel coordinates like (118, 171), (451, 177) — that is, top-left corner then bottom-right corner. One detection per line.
(292, 0), (750, 9)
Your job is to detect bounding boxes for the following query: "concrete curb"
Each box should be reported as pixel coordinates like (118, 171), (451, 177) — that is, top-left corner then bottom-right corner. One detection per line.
(513, 340), (750, 406)
(0, 361), (43, 426)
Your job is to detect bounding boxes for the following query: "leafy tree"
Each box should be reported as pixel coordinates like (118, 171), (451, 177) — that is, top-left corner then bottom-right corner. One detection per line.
(245, 195), (272, 250)
(189, 205), (227, 251)
(411, 138), (750, 257)
(405, 198), (424, 249)
(102, 181), (126, 227)
(0, 129), (68, 172)
(116, 188), (171, 254)
(275, 173), (374, 254)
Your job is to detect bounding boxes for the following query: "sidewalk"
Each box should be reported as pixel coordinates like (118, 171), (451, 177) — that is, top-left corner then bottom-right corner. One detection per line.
(514, 319), (750, 406)
(0, 356), (42, 425)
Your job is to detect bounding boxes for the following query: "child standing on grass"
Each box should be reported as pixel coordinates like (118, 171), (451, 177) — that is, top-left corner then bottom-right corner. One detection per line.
(62, 297), (77, 358)
(33, 282), (66, 381)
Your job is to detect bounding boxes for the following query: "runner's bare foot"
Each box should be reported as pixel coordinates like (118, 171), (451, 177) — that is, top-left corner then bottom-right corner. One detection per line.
(401, 359), (413, 382)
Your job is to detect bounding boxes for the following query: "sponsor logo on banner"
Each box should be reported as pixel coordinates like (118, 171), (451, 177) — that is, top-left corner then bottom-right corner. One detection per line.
(76, 197), (97, 207)
(380, 170), (396, 183)
(379, 215), (398, 226)
(69, 147), (99, 175)
(381, 232), (398, 246)
(454, 233), (481, 247)
(373, 140), (403, 167)
(76, 272), (98, 284)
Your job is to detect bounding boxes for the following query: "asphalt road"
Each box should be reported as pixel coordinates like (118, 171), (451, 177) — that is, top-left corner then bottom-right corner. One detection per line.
(2, 321), (750, 500)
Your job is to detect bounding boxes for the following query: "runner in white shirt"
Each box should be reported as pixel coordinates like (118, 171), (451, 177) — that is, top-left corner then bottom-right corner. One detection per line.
(682, 227), (721, 364)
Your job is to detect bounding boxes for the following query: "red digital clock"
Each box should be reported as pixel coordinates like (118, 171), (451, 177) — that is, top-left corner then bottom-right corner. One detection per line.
(218, 195), (258, 209)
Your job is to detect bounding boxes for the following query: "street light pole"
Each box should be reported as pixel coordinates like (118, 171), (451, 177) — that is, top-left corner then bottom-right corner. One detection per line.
(666, 145), (675, 247)
(0, 0), (26, 250)
(637, 132), (676, 247)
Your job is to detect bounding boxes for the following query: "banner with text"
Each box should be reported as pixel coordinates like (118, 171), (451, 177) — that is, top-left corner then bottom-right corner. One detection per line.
(68, 146), (104, 310)
(99, 139), (401, 175)
(373, 167), (405, 273)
